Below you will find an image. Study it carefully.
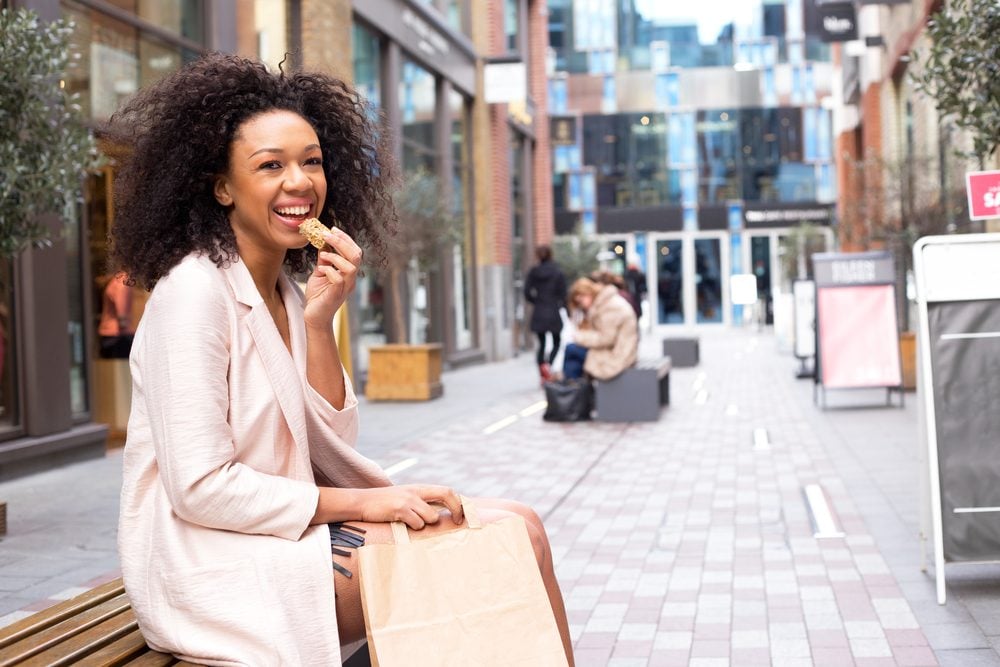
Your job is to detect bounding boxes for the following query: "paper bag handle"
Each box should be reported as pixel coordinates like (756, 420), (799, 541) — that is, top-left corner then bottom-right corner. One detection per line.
(391, 494), (481, 544)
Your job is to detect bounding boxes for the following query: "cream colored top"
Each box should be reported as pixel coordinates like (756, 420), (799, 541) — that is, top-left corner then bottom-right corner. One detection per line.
(119, 253), (390, 666)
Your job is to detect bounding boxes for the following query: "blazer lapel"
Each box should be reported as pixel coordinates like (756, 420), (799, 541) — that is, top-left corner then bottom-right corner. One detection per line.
(223, 260), (311, 478)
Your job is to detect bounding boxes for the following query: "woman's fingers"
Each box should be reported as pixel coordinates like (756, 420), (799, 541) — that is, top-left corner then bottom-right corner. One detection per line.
(322, 230), (363, 268)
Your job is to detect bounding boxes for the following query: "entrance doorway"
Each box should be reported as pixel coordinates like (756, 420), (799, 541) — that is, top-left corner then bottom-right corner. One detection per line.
(649, 232), (729, 327)
(744, 226), (834, 326)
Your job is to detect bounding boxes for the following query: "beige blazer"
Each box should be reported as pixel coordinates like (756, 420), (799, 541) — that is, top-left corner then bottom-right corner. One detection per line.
(118, 254), (390, 666)
(573, 284), (639, 380)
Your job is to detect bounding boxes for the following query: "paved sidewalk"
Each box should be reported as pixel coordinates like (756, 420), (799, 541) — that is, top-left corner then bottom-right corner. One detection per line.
(1, 328), (999, 666)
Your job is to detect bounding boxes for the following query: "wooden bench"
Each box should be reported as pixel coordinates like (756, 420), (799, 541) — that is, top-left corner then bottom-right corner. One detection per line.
(0, 578), (371, 666)
(594, 357), (671, 422)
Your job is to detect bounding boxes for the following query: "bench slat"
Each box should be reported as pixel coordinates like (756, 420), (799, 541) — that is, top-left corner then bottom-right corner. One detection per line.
(0, 595), (131, 666)
(73, 627), (152, 666)
(19, 607), (138, 667)
(0, 579), (126, 651)
(122, 653), (178, 666)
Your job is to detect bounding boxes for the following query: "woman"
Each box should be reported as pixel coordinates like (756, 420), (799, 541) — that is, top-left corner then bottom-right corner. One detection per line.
(563, 277), (638, 380)
(524, 245), (567, 382)
(110, 54), (572, 665)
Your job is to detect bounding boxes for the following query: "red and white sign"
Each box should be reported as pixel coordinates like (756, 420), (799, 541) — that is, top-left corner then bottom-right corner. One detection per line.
(966, 170), (1000, 220)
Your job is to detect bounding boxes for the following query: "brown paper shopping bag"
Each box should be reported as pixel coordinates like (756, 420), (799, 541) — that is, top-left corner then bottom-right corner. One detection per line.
(357, 497), (568, 667)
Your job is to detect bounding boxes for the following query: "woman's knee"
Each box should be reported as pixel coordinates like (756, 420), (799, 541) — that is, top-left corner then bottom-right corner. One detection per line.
(475, 498), (550, 567)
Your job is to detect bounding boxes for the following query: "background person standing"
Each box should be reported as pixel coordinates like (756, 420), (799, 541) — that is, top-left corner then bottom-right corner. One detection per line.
(524, 245), (567, 382)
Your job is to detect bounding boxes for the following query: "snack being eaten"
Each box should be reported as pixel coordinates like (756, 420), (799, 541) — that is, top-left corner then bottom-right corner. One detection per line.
(298, 217), (332, 250)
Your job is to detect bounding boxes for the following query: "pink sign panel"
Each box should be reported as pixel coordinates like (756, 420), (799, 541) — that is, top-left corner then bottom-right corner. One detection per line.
(966, 170), (1000, 220)
(817, 285), (901, 388)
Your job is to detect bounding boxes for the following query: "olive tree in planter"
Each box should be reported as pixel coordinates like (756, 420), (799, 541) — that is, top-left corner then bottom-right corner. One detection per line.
(911, 0), (1000, 170)
(364, 168), (462, 401)
(0, 8), (101, 257)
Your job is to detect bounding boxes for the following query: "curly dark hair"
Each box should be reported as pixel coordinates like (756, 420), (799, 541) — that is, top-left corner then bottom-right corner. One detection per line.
(106, 52), (395, 289)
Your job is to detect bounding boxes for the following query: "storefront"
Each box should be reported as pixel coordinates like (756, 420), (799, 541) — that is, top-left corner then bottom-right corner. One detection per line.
(0, 0), (244, 477)
(350, 0), (483, 373)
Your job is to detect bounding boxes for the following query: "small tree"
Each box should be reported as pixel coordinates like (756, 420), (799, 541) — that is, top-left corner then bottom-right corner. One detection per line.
(912, 0), (1000, 167)
(552, 225), (602, 282)
(0, 9), (101, 257)
(382, 168), (462, 344)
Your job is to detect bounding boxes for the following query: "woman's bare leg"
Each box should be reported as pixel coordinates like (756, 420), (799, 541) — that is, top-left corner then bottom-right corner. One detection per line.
(332, 498), (574, 666)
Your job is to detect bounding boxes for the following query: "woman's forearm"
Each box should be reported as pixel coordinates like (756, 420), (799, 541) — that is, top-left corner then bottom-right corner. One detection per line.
(305, 322), (346, 409)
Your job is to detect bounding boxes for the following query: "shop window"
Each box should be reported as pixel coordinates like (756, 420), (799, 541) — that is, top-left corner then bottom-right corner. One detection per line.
(353, 21), (381, 109)
(0, 256), (18, 434)
(63, 0), (191, 122)
(450, 90), (474, 350)
(253, 0), (289, 72)
(101, 0), (205, 43)
(400, 60), (437, 172)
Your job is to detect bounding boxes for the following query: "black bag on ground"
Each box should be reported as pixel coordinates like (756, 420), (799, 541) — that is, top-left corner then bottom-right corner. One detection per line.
(543, 378), (593, 422)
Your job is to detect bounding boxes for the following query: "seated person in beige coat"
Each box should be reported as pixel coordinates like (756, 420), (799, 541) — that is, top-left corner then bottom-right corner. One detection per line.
(562, 277), (639, 380)
(109, 53), (573, 666)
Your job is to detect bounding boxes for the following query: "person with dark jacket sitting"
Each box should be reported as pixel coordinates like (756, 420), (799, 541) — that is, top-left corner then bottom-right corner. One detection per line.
(524, 246), (567, 382)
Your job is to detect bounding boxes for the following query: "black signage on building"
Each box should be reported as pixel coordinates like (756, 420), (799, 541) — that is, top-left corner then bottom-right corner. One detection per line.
(743, 202), (833, 228)
(550, 116), (577, 146)
(817, 2), (858, 43)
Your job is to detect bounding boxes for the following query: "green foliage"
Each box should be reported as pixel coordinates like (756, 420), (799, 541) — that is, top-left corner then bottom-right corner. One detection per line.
(0, 8), (101, 257)
(552, 225), (602, 282)
(387, 167), (463, 273)
(912, 0), (1000, 163)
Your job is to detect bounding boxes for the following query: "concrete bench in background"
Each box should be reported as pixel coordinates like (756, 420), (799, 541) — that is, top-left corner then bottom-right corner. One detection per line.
(662, 337), (700, 367)
(595, 357), (671, 422)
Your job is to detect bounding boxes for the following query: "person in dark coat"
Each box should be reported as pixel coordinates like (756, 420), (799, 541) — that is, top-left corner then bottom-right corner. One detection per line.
(524, 245), (567, 382)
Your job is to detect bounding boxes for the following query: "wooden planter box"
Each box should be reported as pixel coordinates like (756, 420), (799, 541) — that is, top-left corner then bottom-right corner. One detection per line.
(899, 331), (917, 391)
(365, 343), (443, 401)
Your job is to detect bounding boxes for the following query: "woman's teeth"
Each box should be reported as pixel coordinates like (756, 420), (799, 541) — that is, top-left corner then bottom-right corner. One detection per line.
(275, 206), (309, 217)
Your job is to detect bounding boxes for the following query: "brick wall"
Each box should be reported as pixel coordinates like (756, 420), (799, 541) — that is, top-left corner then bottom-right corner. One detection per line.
(300, 0), (352, 80)
(529, 0), (554, 248)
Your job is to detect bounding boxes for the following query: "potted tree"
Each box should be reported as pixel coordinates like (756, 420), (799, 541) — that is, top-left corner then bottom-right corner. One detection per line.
(0, 8), (101, 256)
(364, 168), (462, 401)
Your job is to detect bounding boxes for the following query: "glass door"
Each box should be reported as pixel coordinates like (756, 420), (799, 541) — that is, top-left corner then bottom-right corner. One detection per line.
(651, 232), (729, 327)
(653, 236), (685, 325)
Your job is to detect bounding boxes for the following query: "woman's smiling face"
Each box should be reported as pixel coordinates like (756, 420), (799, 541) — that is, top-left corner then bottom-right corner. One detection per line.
(214, 110), (327, 259)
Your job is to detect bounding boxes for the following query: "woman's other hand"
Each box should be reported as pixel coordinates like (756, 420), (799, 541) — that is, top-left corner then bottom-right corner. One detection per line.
(314, 484), (465, 529)
(303, 228), (362, 329)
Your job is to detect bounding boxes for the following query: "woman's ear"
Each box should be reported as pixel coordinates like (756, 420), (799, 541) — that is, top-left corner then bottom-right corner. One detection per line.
(213, 176), (233, 207)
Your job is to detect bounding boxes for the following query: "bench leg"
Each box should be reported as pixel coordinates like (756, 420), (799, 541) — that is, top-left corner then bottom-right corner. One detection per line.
(660, 373), (670, 406)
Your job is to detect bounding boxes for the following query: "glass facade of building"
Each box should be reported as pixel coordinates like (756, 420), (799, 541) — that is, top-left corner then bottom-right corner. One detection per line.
(550, 0), (836, 328)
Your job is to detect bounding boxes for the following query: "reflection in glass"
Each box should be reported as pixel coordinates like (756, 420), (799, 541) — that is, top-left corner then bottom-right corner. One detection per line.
(751, 235), (773, 324)
(66, 203), (88, 416)
(656, 240), (684, 324)
(64, 0), (192, 122)
(450, 90), (474, 350)
(695, 238), (723, 323)
(352, 22), (381, 108)
(400, 60), (437, 172)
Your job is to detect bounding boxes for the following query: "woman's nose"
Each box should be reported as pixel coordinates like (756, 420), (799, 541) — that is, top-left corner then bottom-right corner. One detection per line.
(283, 164), (310, 191)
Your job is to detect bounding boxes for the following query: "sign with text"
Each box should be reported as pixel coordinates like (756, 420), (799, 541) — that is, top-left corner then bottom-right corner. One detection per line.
(817, 2), (858, 42)
(965, 170), (1000, 221)
(914, 233), (1000, 604)
(812, 250), (895, 287)
(483, 61), (526, 104)
(743, 202), (834, 228)
(730, 274), (758, 306)
(813, 251), (901, 393)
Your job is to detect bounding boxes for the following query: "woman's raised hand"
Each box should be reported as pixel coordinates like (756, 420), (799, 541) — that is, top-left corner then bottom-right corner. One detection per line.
(357, 484), (465, 530)
(303, 228), (363, 329)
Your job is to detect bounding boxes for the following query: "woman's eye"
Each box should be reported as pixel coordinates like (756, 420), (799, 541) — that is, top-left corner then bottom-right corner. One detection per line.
(260, 161), (281, 170)
(305, 157), (323, 166)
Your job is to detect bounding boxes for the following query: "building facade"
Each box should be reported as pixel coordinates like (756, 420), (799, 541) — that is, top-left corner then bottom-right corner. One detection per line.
(0, 0), (553, 478)
(548, 0), (838, 331)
